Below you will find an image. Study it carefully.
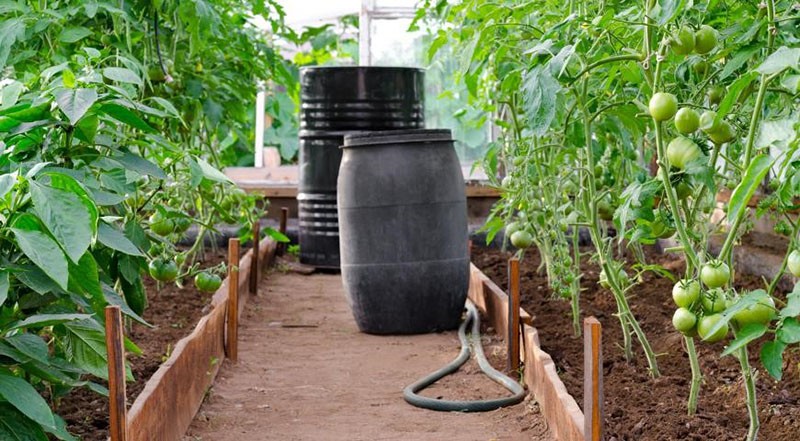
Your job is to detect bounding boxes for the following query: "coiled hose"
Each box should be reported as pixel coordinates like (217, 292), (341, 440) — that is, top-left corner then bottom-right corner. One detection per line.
(403, 300), (526, 412)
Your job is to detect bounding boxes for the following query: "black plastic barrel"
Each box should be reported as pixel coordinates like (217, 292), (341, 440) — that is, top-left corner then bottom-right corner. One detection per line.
(298, 67), (424, 268)
(337, 129), (469, 334)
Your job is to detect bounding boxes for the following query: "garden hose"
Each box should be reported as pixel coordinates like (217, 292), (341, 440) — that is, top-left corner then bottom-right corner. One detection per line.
(403, 301), (526, 412)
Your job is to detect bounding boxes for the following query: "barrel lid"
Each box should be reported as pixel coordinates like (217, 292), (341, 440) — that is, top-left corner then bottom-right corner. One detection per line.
(299, 66), (425, 75)
(298, 129), (356, 139)
(342, 129), (452, 147)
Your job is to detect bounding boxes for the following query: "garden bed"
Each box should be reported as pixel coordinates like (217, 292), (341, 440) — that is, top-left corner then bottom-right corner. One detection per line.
(473, 244), (800, 441)
(58, 248), (229, 440)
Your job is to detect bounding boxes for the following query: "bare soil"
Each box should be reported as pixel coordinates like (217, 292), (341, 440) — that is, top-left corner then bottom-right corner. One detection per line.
(185, 268), (552, 441)
(57, 247), (229, 441)
(474, 244), (800, 441)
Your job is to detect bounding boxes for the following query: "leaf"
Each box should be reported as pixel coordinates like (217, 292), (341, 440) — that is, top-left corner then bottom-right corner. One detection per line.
(756, 118), (797, 151)
(756, 46), (800, 75)
(5, 334), (49, 364)
(111, 151), (166, 179)
(61, 320), (130, 380)
(98, 103), (155, 133)
(727, 155), (774, 224)
(57, 26), (92, 43)
(721, 323), (767, 356)
(0, 370), (56, 429)
(54, 88), (97, 126)
(522, 66), (561, 136)
(781, 282), (800, 318)
(1, 80), (24, 110)
(14, 265), (62, 296)
(263, 227), (289, 243)
(715, 72), (757, 123)
(761, 340), (786, 380)
(102, 67), (142, 87)
(11, 214), (69, 290)
(194, 157), (232, 183)
(719, 46), (760, 81)
(0, 172), (15, 199)
(67, 252), (103, 303)
(777, 317), (800, 344)
(0, 403), (49, 441)
(703, 290), (762, 337)
(30, 174), (97, 263)
(0, 270), (7, 306)
(97, 223), (144, 256)
(74, 113), (98, 143)
(6, 314), (91, 332)
(104, 285), (150, 328)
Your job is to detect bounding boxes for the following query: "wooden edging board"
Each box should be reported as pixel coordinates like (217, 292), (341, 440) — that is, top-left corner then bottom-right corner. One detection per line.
(125, 237), (278, 441)
(468, 263), (585, 441)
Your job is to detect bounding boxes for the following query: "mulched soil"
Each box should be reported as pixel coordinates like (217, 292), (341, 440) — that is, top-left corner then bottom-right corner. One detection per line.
(474, 243), (800, 441)
(57, 247), (229, 441)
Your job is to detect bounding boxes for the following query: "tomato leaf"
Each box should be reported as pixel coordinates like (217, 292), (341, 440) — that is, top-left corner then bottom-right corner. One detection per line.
(781, 283), (800, 318)
(760, 340), (786, 381)
(727, 154), (774, 224)
(0, 370), (56, 429)
(703, 290), (762, 337)
(522, 65), (560, 136)
(0, 270), (8, 306)
(721, 323), (767, 356)
(57, 26), (92, 43)
(777, 317), (800, 344)
(755, 46), (800, 75)
(6, 314), (91, 332)
(714, 72), (757, 124)
(11, 214), (69, 290)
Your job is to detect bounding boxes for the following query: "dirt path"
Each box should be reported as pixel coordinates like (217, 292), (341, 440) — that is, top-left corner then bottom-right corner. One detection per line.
(185, 268), (551, 441)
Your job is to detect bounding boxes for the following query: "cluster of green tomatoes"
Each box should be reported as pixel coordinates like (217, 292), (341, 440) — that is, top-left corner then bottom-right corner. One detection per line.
(671, 261), (776, 342)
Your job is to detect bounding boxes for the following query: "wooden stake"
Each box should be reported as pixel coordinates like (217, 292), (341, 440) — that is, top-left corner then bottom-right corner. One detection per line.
(105, 305), (127, 441)
(249, 221), (260, 295)
(507, 257), (521, 374)
(226, 238), (240, 362)
(584, 316), (603, 441)
(278, 207), (289, 255)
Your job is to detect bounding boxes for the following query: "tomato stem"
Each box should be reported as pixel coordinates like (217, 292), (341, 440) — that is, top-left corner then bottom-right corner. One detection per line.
(738, 345), (760, 441)
(684, 336), (701, 416)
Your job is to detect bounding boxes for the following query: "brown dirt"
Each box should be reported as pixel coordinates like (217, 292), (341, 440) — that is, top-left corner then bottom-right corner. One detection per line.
(474, 245), (800, 441)
(185, 270), (552, 441)
(57, 247), (229, 441)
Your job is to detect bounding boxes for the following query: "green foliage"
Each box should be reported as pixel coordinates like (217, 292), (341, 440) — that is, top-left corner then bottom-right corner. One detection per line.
(0, 0), (295, 436)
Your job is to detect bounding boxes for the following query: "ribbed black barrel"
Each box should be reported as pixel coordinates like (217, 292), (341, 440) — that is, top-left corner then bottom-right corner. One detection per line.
(337, 129), (469, 334)
(300, 67), (424, 131)
(297, 67), (424, 268)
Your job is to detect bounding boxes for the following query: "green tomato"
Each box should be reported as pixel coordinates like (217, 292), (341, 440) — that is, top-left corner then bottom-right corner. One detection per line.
(701, 260), (730, 288)
(148, 258), (178, 283)
(599, 267), (628, 290)
(651, 216), (675, 239)
(510, 230), (534, 249)
(733, 291), (776, 326)
(666, 137), (701, 170)
(597, 200), (615, 221)
(149, 212), (175, 236)
(173, 217), (192, 234)
(699, 110), (720, 132)
(512, 156), (525, 167)
(788, 250), (800, 277)
(195, 271), (223, 293)
(697, 314), (728, 343)
(707, 120), (736, 144)
(673, 308), (698, 334)
(674, 108), (700, 134)
(701, 288), (728, 313)
(675, 182), (693, 200)
(707, 86), (725, 106)
(694, 25), (718, 54)
(505, 221), (523, 238)
(649, 92), (678, 122)
(672, 279), (700, 308)
(670, 26), (696, 55)
(692, 60), (709, 77)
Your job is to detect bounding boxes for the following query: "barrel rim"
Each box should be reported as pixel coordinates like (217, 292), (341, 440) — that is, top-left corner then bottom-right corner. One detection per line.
(300, 66), (425, 75)
(342, 129), (452, 148)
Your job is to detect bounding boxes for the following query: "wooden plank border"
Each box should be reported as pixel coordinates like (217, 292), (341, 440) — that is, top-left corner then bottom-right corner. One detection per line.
(125, 236), (278, 441)
(468, 263), (584, 441)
